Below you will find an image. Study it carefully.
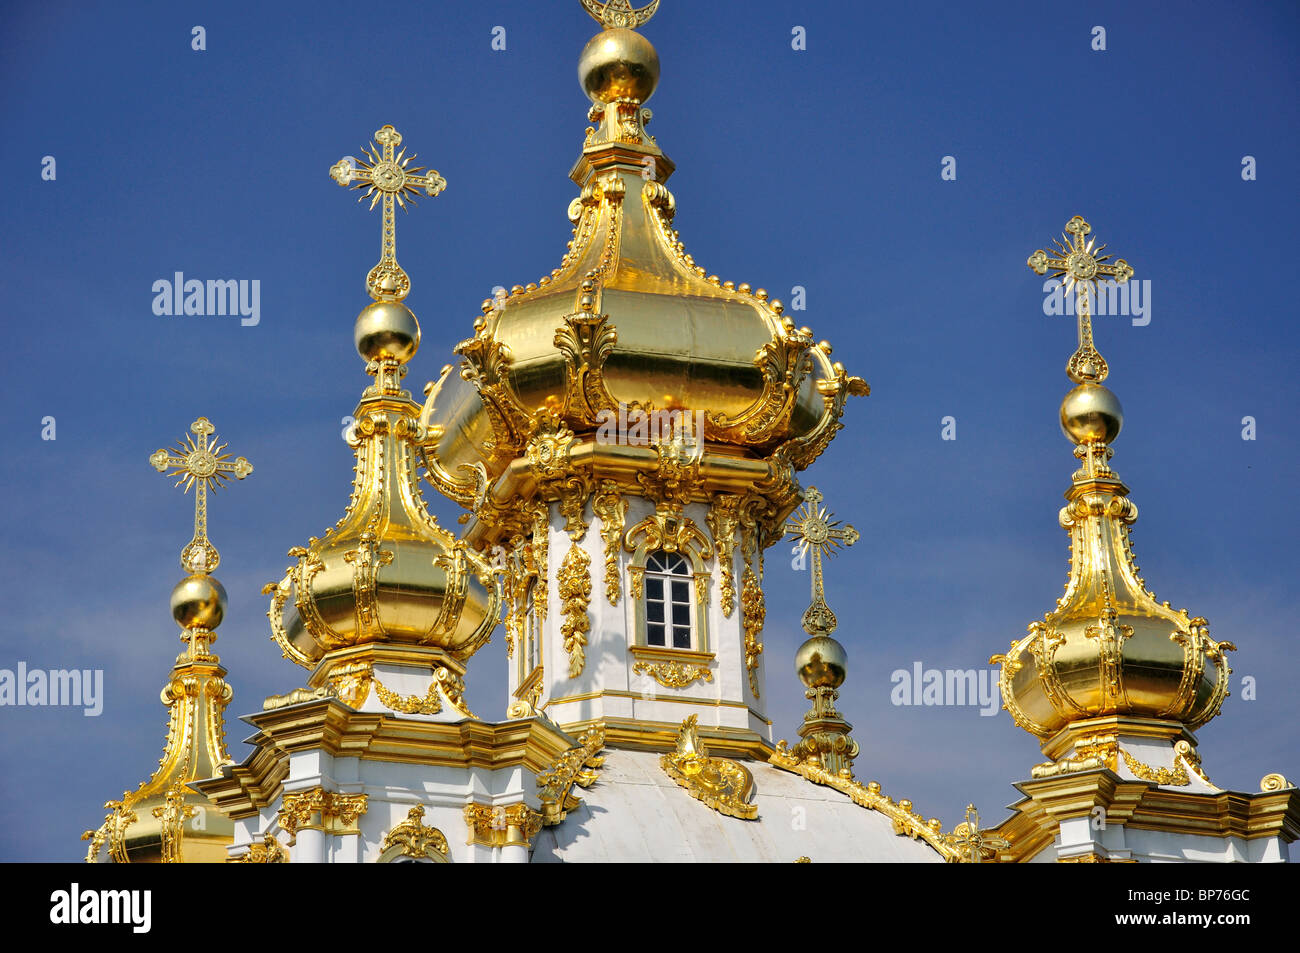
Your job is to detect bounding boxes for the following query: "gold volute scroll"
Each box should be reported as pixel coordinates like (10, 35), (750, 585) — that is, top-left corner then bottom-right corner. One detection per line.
(661, 716), (758, 820)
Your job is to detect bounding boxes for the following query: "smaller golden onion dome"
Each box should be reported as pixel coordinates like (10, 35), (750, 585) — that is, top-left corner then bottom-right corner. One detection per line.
(170, 573), (226, 631)
(579, 27), (659, 104)
(796, 635), (847, 690)
(995, 216), (1235, 745)
(1060, 382), (1123, 446)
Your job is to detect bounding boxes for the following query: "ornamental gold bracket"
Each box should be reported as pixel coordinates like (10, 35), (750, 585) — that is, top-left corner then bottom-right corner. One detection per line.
(330, 124), (446, 302)
(661, 716), (758, 820)
(705, 494), (743, 618)
(149, 417), (253, 574)
(537, 727), (605, 825)
(705, 321), (814, 444)
(1027, 215), (1134, 384)
(591, 481), (628, 605)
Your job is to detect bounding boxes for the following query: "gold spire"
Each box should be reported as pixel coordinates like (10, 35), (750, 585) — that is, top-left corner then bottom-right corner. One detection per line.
(149, 416), (252, 574)
(992, 216), (1234, 774)
(781, 488), (860, 777)
(330, 124), (446, 302)
(83, 417), (249, 863)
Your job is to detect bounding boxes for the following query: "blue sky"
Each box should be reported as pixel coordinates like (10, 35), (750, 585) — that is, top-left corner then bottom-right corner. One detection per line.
(1, 0), (1296, 861)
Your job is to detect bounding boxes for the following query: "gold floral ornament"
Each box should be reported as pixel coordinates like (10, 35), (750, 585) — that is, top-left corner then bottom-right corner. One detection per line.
(661, 716), (758, 820)
(149, 417), (253, 574)
(1026, 215), (1134, 384)
(558, 544), (593, 677)
(330, 124), (447, 302)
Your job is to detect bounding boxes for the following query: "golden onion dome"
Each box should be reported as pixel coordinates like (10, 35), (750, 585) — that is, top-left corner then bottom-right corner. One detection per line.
(422, 9), (867, 501)
(266, 301), (498, 670)
(993, 217), (1234, 741)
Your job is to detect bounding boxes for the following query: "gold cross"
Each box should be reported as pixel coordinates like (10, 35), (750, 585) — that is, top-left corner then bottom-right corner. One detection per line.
(945, 804), (1010, 863)
(1027, 215), (1134, 384)
(330, 124), (446, 302)
(150, 417), (252, 574)
(783, 487), (859, 636)
(581, 0), (660, 29)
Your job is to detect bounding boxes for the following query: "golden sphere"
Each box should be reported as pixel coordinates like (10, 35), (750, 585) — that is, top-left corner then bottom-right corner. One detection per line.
(579, 28), (659, 104)
(795, 636), (847, 689)
(1060, 382), (1123, 445)
(171, 574), (227, 630)
(355, 301), (420, 364)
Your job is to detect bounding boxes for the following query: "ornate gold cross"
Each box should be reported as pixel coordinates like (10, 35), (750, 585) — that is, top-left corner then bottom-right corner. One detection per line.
(783, 487), (858, 636)
(330, 124), (446, 302)
(581, 0), (659, 29)
(150, 417), (252, 573)
(1027, 215), (1134, 383)
(945, 804), (1010, 863)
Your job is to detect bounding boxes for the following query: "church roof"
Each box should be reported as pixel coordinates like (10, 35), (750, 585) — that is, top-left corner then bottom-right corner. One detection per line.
(532, 749), (944, 863)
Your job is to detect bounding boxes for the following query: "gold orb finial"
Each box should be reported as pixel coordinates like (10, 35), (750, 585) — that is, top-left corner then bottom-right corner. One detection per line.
(579, 27), (660, 104)
(795, 635), (847, 689)
(171, 573), (228, 631)
(1060, 382), (1123, 445)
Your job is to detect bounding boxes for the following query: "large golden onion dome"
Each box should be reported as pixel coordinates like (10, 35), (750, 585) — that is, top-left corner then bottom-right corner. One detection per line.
(265, 128), (499, 677)
(993, 217), (1234, 747)
(421, 6), (867, 531)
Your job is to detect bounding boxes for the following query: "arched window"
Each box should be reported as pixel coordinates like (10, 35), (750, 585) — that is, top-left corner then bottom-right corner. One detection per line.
(644, 551), (694, 649)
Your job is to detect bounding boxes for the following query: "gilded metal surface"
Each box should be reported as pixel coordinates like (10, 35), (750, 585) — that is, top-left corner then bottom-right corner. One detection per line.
(536, 727), (606, 825)
(582, 0), (659, 30)
(379, 805), (449, 861)
(330, 124), (446, 302)
(705, 495), (742, 618)
(1260, 774), (1294, 792)
(660, 716), (758, 820)
(558, 542), (593, 678)
(769, 744), (959, 861)
(993, 218), (1234, 747)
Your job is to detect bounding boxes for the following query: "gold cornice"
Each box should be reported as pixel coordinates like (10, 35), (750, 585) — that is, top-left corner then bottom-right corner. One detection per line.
(555, 717), (773, 760)
(995, 769), (1300, 861)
